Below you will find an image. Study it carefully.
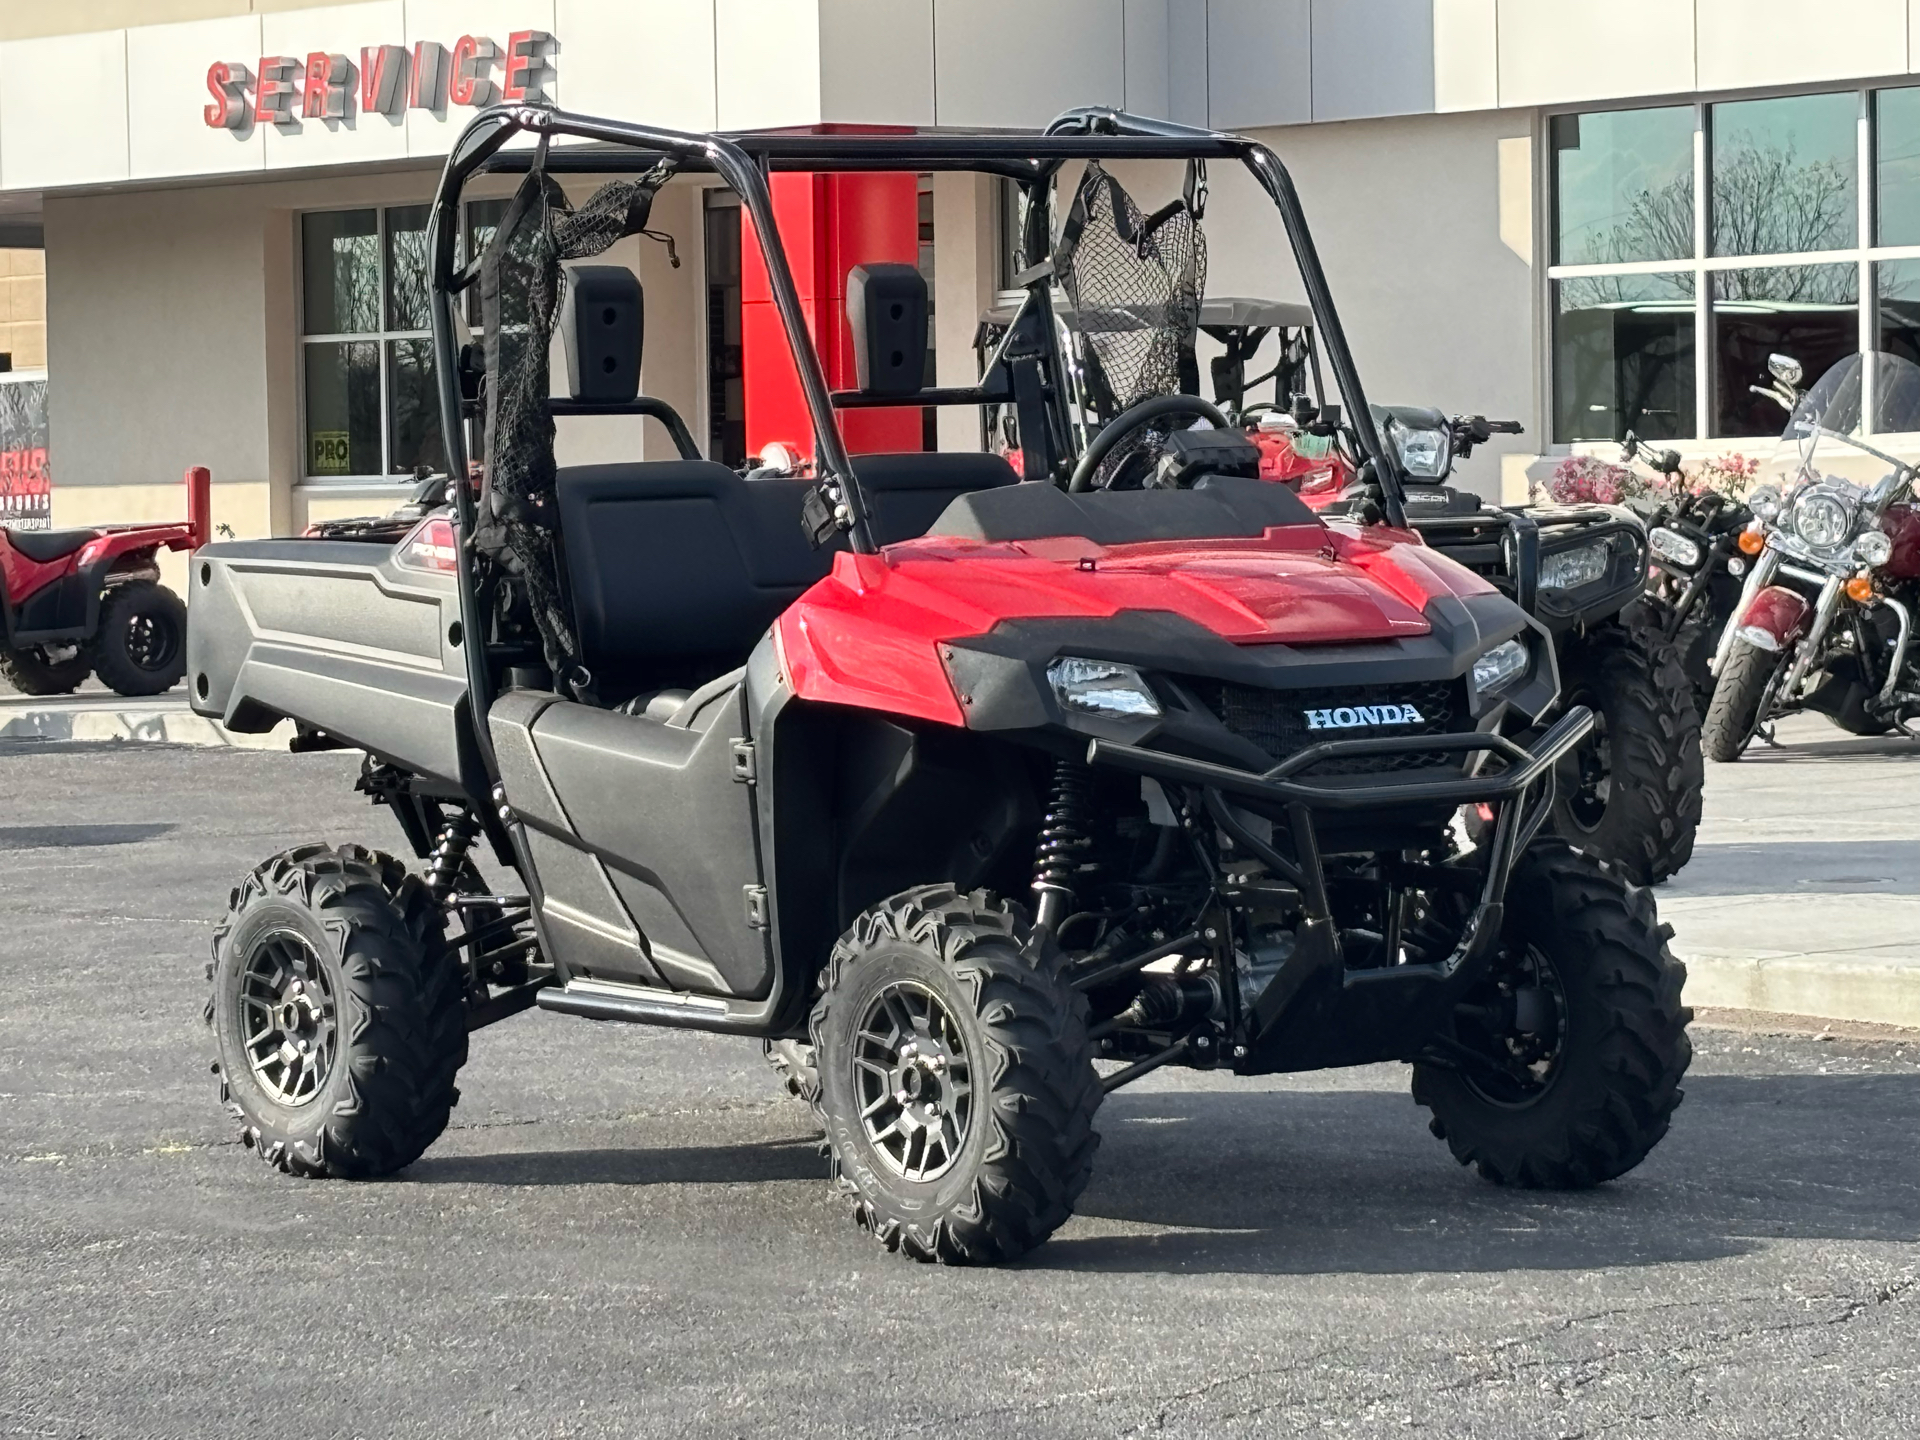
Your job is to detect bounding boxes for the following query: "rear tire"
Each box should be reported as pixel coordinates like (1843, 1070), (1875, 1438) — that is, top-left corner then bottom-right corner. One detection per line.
(1702, 637), (1782, 762)
(206, 844), (467, 1178)
(92, 580), (186, 696)
(1412, 841), (1692, 1189)
(0, 644), (90, 695)
(810, 885), (1100, 1264)
(1545, 625), (1703, 885)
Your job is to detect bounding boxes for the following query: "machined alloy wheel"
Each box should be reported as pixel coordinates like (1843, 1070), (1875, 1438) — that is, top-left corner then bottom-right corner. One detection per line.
(207, 843), (467, 1178)
(810, 884), (1100, 1264)
(853, 980), (975, 1182)
(238, 929), (337, 1106)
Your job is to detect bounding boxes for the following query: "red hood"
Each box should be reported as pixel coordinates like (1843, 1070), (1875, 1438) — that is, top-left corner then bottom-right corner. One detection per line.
(776, 520), (1496, 725)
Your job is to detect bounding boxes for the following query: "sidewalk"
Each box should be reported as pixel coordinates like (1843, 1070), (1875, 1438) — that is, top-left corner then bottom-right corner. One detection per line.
(1661, 713), (1920, 1029)
(0, 682), (291, 750)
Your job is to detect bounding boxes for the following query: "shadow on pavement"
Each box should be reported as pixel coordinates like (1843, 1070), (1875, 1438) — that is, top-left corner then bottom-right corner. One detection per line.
(1033, 1072), (1920, 1275)
(0, 822), (175, 849)
(1667, 838), (1920, 896)
(392, 1070), (1920, 1280)
(1741, 732), (1920, 762)
(405, 1136), (823, 1188)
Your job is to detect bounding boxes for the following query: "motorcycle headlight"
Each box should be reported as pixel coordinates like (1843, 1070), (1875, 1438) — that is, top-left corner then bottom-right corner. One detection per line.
(1854, 527), (1894, 567)
(1539, 540), (1610, 591)
(1647, 526), (1702, 569)
(1047, 657), (1162, 718)
(1470, 638), (1529, 694)
(1747, 483), (1783, 523)
(1388, 419), (1451, 479)
(1791, 492), (1852, 550)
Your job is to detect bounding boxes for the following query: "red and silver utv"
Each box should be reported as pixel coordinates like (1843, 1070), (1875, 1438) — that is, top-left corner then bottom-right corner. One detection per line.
(188, 107), (1690, 1265)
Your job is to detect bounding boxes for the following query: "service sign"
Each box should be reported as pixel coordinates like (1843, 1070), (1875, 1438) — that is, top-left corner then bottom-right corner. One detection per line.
(204, 32), (554, 131)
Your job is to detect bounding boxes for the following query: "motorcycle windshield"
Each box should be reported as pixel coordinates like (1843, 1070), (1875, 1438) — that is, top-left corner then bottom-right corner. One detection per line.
(1772, 352), (1920, 483)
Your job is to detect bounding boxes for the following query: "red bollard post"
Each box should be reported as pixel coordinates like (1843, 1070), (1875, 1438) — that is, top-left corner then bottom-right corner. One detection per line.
(186, 465), (212, 550)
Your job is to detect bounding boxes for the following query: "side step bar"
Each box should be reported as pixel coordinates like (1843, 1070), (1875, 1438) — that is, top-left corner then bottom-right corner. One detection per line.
(536, 975), (732, 1028)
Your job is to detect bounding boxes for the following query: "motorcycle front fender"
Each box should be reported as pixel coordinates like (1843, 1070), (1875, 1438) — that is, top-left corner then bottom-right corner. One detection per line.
(1735, 585), (1812, 651)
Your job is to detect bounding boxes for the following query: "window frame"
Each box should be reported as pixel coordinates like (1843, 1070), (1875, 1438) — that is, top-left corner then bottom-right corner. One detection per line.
(1540, 83), (1920, 446)
(296, 200), (496, 486)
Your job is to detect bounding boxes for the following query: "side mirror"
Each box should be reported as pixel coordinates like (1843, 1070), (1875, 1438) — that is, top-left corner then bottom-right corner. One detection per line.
(1768, 353), (1804, 388)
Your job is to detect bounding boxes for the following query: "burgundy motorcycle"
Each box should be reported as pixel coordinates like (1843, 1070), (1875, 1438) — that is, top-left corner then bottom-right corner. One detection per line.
(1703, 351), (1920, 760)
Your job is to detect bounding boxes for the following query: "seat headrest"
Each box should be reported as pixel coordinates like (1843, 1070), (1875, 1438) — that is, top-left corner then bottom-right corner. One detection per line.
(561, 265), (643, 403)
(847, 263), (927, 397)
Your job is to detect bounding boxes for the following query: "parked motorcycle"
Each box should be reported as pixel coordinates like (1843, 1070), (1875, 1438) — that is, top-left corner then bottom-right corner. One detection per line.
(1702, 350), (1920, 759)
(1622, 436), (1754, 710)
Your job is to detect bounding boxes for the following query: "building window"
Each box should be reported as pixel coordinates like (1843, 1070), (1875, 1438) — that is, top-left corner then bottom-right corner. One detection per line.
(1545, 87), (1920, 444)
(302, 204), (491, 482)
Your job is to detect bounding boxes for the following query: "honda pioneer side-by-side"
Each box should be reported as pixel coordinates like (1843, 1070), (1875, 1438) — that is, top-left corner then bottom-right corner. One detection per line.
(189, 107), (1690, 1265)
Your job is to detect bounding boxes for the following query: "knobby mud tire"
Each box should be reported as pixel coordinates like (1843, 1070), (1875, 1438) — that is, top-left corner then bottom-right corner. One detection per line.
(92, 580), (187, 697)
(1412, 841), (1692, 1189)
(1547, 624), (1703, 885)
(0, 645), (91, 696)
(206, 844), (467, 1178)
(809, 885), (1100, 1265)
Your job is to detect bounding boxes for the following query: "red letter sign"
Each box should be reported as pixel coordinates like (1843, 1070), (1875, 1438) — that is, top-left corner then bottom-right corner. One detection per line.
(501, 30), (553, 103)
(360, 44), (408, 116)
(448, 35), (499, 107)
(409, 40), (446, 109)
(203, 61), (253, 129)
(255, 56), (299, 125)
(301, 51), (351, 120)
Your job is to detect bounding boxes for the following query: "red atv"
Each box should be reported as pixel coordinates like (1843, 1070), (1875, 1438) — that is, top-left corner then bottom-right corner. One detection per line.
(0, 467), (209, 696)
(187, 109), (1689, 1265)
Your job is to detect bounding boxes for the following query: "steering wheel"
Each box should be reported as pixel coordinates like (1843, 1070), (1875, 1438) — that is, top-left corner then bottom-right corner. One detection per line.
(1067, 394), (1232, 492)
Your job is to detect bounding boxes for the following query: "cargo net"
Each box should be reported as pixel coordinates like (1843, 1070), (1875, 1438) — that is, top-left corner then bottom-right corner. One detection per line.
(1053, 162), (1207, 487)
(476, 152), (675, 690)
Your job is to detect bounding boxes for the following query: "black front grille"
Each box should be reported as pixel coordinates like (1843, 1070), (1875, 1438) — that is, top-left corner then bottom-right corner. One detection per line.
(1184, 678), (1470, 776)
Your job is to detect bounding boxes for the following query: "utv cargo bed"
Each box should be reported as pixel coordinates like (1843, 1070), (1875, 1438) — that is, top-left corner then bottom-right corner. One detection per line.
(187, 537), (469, 784)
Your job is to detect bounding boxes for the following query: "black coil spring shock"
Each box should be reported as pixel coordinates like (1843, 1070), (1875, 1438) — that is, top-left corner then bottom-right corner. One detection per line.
(1031, 758), (1093, 932)
(425, 809), (482, 903)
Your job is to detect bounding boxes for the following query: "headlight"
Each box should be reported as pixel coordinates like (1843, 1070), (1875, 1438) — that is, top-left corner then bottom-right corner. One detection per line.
(1791, 492), (1852, 550)
(1854, 528), (1894, 567)
(1388, 420), (1451, 479)
(1747, 483), (1783, 522)
(1647, 526), (1702, 569)
(1539, 541), (1609, 591)
(1471, 638), (1529, 694)
(1047, 657), (1162, 717)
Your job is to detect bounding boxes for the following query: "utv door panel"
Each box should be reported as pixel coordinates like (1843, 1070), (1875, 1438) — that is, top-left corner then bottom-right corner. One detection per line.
(528, 696), (771, 999)
(522, 827), (666, 986)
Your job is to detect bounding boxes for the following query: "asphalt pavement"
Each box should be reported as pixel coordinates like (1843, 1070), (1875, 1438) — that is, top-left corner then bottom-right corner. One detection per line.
(1, 741), (1918, 1439)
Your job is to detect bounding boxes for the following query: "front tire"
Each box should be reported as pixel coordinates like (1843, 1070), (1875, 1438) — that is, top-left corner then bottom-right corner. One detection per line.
(1702, 636), (1783, 762)
(1413, 841), (1692, 1188)
(810, 885), (1100, 1264)
(92, 580), (186, 696)
(206, 844), (467, 1178)
(1545, 625), (1703, 885)
(0, 644), (91, 695)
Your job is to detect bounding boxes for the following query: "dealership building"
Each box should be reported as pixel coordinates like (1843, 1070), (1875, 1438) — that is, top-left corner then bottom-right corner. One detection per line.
(5, 0), (1920, 556)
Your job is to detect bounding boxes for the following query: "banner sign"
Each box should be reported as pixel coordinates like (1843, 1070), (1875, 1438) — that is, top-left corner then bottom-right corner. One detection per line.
(0, 375), (49, 530)
(205, 32), (554, 131)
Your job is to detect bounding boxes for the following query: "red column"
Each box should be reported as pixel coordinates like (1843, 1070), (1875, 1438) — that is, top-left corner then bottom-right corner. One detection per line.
(740, 170), (922, 460)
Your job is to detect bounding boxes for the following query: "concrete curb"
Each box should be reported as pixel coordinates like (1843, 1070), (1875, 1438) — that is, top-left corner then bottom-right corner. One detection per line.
(1678, 949), (1920, 1031)
(0, 704), (291, 750)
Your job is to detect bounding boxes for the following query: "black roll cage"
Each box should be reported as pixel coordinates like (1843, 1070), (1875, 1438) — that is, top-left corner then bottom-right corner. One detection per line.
(424, 102), (1407, 789)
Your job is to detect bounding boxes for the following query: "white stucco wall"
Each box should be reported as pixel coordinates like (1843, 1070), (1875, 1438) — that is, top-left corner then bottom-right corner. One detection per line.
(1202, 107), (1539, 498)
